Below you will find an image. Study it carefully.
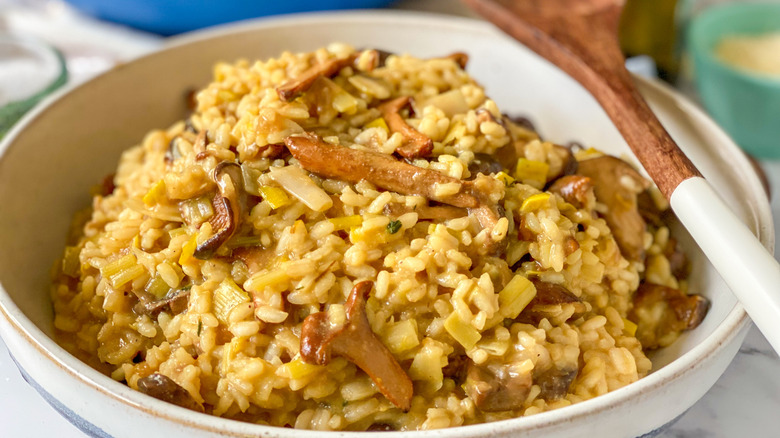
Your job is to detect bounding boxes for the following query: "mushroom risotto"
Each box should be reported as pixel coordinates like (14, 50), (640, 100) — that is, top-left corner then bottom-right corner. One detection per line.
(51, 45), (708, 430)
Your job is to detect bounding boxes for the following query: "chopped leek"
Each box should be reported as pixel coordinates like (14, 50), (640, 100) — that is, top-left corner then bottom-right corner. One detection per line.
(245, 269), (289, 293)
(365, 117), (389, 132)
(101, 254), (145, 288)
(329, 215), (363, 231)
(145, 273), (171, 299)
(384, 319), (420, 353)
(520, 193), (552, 212)
(269, 166), (332, 212)
(278, 357), (322, 379)
(179, 233), (198, 265)
(444, 312), (481, 349)
(213, 278), (250, 324)
(498, 275), (537, 320)
(623, 318), (638, 337)
(226, 235), (264, 249)
(180, 196), (214, 225)
(142, 180), (167, 206)
(258, 186), (291, 209)
(514, 158), (549, 183)
(62, 246), (81, 278)
(495, 171), (515, 186)
(241, 165), (263, 197)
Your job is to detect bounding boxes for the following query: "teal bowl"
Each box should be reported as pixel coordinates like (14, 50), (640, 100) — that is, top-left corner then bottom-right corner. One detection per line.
(688, 3), (780, 158)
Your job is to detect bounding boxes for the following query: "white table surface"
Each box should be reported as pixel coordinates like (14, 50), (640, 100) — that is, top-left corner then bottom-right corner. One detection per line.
(2, 1), (780, 437)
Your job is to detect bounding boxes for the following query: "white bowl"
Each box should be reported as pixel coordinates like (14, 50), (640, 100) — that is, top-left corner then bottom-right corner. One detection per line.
(0, 11), (770, 438)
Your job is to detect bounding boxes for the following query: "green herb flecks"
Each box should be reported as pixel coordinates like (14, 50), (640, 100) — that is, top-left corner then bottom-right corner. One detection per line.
(386, 220), (402, 234)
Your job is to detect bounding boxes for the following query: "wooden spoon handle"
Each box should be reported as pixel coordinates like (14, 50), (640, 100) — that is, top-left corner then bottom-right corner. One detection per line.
(465, 0), (701, 199)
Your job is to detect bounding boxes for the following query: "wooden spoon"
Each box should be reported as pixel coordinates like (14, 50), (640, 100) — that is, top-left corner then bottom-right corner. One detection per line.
(464, 0), (780, 354)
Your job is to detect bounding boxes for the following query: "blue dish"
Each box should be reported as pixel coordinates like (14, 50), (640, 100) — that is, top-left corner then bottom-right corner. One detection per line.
(64, 0), (397, 35)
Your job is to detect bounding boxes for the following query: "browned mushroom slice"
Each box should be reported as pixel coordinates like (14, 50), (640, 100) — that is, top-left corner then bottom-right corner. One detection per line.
(516, 279), (588, 325)
(300, 281), (413, 410)
(277, 54), (359, 102)
(443, 52), (469, 69)
(366, 423), (396, 432)
(194, 162), (243, 260)
(629, 283), (709, 350)
(133, 288), (191, 317)
(285, 134), (505, 253)
(383, 203), (467, 222)
(285, 134), (480, 208)
(576, 156), (650, 262)
(233, 246), (275, 276)
(549, 144), (578, 182)
(548, 175), (593, 209)
(534, 366), (578, 400)
(379, 96), (434, 159)
(464, 360), (532, 412)
(636, 190), (664, 226)
(468, 153), (506, 177)
(137, 373), (204, 413)
(663, 237), (690, 278)
(361, 49), (393, 70)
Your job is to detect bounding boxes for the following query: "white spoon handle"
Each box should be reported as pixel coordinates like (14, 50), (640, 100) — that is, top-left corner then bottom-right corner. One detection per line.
(672, 177), (780, 353)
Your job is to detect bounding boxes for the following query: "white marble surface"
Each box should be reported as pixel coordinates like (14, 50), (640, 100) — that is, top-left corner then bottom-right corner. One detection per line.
(2, 1), (780, 437)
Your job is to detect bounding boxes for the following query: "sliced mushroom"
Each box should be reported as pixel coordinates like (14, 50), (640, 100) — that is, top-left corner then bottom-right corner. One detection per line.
(548, 175), (594, 209)
(285, 135), (505, 253)
(137, 373), (204, 413)
(516, 279), (588, 325)
(534, 366), (577, 400)
(663, 237), (690, 279)
(366, 423), (396, 432)
(636, 190), (663, 227)
(194, 162), (243, 260)
(443, 52), (469, 69)
(442, 354), (470, 383)
(379, 96), (433, 159)
(464, 360), (532, 412)
(576, 156), (650, 262)
(549, 144), (578, 182)
(284, 134), (480, 208)
(233, 246), (275, 277)
(383, 203), (467, 222)
(300, 281), (413, 410)
(277, 54), (359, 102)
(363, 49), (393, 69)
(133, 288), (191, 317)
(629, 283), (709, 350)
(468, 153), (506, 177)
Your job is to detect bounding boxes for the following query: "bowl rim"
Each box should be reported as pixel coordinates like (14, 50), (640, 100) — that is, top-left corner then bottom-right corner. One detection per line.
(0, 9), (761, 437)
(688, 2), (780, 88)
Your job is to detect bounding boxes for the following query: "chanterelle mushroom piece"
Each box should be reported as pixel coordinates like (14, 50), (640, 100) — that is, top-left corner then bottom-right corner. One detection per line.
(277, 53), (359, 102)
(443, 52), (469, 69)
(194, 162), (243, 260)
(629, 282), (709, 350)
(464, 360), (532, 412)
(137, 373), (204, 413)
(285, 134), (480, 208)
(516, 279), (589, 325)
(379, 96), (434, 159)
(300, 281), (413, 411)
(284, 134), (505, 252)
(576, 156), (650, 262)
(548, 175), (594, 209)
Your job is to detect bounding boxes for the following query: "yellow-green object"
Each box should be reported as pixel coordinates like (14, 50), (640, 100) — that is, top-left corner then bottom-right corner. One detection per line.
(619, 0), (680, 82)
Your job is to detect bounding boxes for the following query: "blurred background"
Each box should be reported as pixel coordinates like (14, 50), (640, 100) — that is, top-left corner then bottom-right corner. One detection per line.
(0, 0), (779, 437)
